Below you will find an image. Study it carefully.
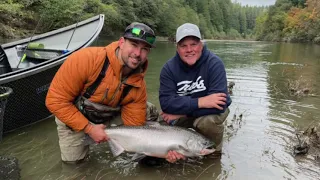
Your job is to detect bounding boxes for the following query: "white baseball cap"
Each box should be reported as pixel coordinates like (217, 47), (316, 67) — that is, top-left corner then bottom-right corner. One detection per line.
(176, 23), (201, 43)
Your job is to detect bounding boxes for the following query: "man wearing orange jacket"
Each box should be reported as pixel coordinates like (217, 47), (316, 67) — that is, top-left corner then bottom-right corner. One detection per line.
(46, 22), (158, 163)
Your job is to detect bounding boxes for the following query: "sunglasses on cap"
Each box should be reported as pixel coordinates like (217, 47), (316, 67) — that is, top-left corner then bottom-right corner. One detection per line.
(125, 27), (156, 46)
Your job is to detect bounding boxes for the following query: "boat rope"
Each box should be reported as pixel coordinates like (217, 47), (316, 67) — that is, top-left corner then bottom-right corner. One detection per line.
(66, 15), (82, 51)
(16, 16), (43, 68)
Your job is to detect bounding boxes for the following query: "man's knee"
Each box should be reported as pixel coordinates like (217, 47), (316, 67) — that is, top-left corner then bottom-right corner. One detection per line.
(55, 118), (89, 163)
(193, 108), (230, 150)
(193, 108), (229, 132)
(146, 101), (159, 121)
(60, 144), (89, 163)
(193, 115), (226, 138)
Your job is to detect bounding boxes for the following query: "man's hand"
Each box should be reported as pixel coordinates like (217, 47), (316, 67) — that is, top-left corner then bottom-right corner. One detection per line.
(198, 93), (227, 109)
(160, 112), (186, 124)
(165, 151), (186, 163)
(86, 124), (109, 144)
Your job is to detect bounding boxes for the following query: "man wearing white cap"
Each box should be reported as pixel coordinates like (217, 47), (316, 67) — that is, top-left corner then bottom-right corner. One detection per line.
(159, 23), (232, 162)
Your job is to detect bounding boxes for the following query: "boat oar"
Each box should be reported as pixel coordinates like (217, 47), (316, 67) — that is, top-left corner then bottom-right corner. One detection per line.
(20, 54), (27, 63)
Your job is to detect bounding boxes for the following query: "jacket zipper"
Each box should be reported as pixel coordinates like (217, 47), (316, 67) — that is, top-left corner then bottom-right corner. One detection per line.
(104, 67), (135, 105)
(109, 82), (122, 104)
(100, 88), (109, 104)
(108, 70), (127, 105)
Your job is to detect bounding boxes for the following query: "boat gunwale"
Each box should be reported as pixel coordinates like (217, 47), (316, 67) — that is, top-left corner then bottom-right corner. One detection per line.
(0, 14), (105, 84)
(2, 14), (103, 49)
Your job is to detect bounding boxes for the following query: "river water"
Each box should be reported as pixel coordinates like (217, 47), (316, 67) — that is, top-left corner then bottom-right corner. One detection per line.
(0, 39), (319, 180)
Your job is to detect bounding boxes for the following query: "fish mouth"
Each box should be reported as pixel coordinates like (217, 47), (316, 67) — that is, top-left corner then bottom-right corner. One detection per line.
(200, 144), (216, 155)
(200, 148), (215, 155)
(207, 144), (215, 149)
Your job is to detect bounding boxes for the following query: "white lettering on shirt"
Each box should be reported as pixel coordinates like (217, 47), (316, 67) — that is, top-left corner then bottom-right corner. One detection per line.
(177, 76), (206, 96)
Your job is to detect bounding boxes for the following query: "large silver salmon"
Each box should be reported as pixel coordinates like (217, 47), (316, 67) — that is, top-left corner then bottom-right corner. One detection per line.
(102, 124), (215, 158)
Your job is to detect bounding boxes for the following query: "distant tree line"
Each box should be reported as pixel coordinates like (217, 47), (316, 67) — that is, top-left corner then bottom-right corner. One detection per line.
(3, 0), (319, 44)
(255, 0), (320, 43)
(0, 0), (267, 40)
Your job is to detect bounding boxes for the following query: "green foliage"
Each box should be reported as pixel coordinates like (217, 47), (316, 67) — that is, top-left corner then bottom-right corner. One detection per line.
(102, 4), (121, 33)
(275, 0), (293, 11)
(230, 4), (241, 32)
(210, 0), (225, 32)
(0, 0), (270, 40)
(227, 28), (242, 39)
(2, 0), (317, 44)
(0, 1), (27, 37)
(0, 1), (23, 17)
(313, 36), (320, 44)
(133, 0), (160, 28)
(15, 0), (42, 8)
(217, 0), (232, 31)
(255, 0), (291, 41)
(199, 14), (211, 38)
(213, 30), (227, 39)
(156, 0), (200, 40)
(289, 0), (306, 7)
(256, 0), (320, 43)
(239, 9), (247, 34)
(38, 0), (85, 31)
(254, 12), (268, 40)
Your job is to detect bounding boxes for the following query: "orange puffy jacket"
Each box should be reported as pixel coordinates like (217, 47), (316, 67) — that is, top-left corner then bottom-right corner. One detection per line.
(46, 41), (148, 131)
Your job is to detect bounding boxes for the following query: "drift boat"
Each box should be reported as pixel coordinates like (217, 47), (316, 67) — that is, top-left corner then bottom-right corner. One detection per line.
(0, 14), (105, 133)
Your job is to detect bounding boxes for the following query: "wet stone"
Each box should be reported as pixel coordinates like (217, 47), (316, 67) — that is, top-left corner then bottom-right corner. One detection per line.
(0, 156), (20, 180)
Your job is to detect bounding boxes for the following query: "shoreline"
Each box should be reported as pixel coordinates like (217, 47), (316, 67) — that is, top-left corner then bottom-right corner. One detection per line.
(203, 39), (260, 43)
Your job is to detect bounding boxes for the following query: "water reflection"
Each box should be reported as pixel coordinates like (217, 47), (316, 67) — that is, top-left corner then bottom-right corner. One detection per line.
(0, 40), (319, 179)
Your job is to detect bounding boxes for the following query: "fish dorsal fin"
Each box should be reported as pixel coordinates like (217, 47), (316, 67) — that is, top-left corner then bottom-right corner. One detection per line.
(108, 139), (125, 157)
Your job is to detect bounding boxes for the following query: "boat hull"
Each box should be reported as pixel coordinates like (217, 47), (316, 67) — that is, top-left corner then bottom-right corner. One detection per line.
(2, 64), (60, 132)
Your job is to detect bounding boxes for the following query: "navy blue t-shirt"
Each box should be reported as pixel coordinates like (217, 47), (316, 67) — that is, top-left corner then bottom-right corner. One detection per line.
(159, 45), (232, 117)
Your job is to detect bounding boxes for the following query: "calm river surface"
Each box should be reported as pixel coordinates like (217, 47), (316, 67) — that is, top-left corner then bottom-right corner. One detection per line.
(0, 38), (320, 180)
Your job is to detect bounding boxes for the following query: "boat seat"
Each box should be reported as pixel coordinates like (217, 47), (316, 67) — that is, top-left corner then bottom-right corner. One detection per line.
(0, 45), (13, 74)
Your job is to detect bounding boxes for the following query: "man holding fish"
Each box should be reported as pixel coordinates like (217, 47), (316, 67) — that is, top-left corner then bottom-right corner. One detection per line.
(159, 23), (232, 163)
(46, 22), (159, 164)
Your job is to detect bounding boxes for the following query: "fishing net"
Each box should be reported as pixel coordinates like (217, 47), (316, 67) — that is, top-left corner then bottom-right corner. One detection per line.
(0, 86), (12, 142)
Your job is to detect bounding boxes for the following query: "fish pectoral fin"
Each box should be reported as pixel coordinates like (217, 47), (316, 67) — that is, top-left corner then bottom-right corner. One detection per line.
(131, 153), (147, 162)
(176, 145), (191, 156)
(108, 139), (125, 157)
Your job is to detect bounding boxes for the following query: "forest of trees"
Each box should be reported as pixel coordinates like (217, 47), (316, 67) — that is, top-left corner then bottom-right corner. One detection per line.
(0, 0), (266, 40)
(255, 0), (320, 43)
(0, 0), (319, 43)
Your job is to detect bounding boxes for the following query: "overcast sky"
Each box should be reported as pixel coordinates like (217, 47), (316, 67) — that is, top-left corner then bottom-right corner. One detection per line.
(232, 0), (276, 6)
